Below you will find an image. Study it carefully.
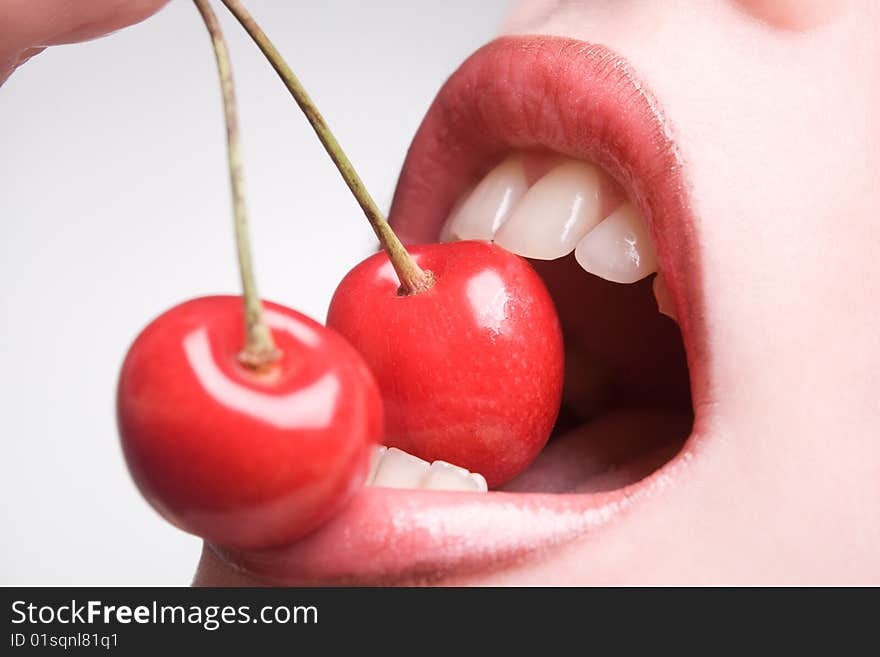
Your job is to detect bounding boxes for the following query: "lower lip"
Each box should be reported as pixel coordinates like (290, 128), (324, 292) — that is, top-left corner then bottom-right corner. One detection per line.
(222, 35), (708, 585)
(216, 460), (697, 585)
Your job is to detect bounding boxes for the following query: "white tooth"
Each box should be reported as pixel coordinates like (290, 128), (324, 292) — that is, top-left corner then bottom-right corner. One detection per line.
(574, 203), (658, 283)
(420, 460), (487, 492)
(652, 273), (677, 321)
(494, 160), (609, 260)
(370, 447), (430, 489)
(439, 185), (473, 242)
(441, 156), (527, 241)
(467, 472), (489, 492)
(366, 446), (490, 492)
(365, 445), (387, 485)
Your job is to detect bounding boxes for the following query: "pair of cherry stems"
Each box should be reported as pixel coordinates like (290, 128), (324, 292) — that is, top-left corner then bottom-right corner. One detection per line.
(193, 0), (432, 369)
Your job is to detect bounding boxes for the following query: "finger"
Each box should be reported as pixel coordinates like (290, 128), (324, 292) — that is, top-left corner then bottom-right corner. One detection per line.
(1, 0), (169, 47)
(1, 0), (168, 82)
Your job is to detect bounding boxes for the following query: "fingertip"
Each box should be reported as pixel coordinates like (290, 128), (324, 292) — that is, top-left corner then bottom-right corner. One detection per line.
(1, 0), (169, 84)
(2, 0), (169, 50)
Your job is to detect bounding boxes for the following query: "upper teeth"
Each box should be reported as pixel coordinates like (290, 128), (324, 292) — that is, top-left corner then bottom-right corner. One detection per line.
(441, 154), (660, 285)
(366, 446), (488, 493)
(496, 159), (608, 260)
(574, 203), (657, 284)
(652, 272), (677, 320)
(442, 155), (527, 242)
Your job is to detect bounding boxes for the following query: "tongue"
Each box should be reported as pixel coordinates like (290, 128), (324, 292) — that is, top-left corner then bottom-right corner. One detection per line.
(499, 409), (691, 494)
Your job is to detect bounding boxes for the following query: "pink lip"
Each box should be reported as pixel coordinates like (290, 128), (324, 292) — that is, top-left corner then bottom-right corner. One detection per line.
(219, 35), (710, 585)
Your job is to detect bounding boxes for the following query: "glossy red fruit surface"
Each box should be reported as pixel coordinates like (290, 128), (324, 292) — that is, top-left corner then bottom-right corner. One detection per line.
(117, 296), (382, 549)
(327, 241), (564, 487)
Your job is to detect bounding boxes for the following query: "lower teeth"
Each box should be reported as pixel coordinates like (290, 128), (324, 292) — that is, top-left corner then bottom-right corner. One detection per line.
(366, 446), (488, 492)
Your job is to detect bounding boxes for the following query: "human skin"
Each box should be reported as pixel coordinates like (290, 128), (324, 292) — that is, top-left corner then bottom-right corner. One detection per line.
(5, 0), (877, 584)
(0, 0), (168, 84)
(195, 0), (879, 584)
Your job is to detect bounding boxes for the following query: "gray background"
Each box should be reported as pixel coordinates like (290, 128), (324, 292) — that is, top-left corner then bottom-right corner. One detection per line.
(0, 0), (508, 584)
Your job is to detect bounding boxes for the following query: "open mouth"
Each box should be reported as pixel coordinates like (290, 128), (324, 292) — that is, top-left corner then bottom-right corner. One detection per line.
(217, 35), (711, 585)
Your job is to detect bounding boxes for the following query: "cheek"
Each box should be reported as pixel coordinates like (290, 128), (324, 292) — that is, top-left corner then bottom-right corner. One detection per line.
(733, 0), (849, 30)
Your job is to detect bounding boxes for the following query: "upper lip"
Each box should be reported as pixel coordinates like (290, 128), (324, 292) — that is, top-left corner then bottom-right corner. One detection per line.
(219, 35), (710, 585)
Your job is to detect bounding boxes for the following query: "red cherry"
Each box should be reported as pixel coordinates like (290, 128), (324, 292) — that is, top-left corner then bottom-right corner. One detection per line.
(117, 296), (382, 549)
(191, 3), (557, 488)
(327, 241), (564, 488)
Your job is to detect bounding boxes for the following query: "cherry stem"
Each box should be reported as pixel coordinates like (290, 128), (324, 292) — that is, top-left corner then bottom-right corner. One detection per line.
(218, 0), (434, 295)
(193, 0), (279, 368)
